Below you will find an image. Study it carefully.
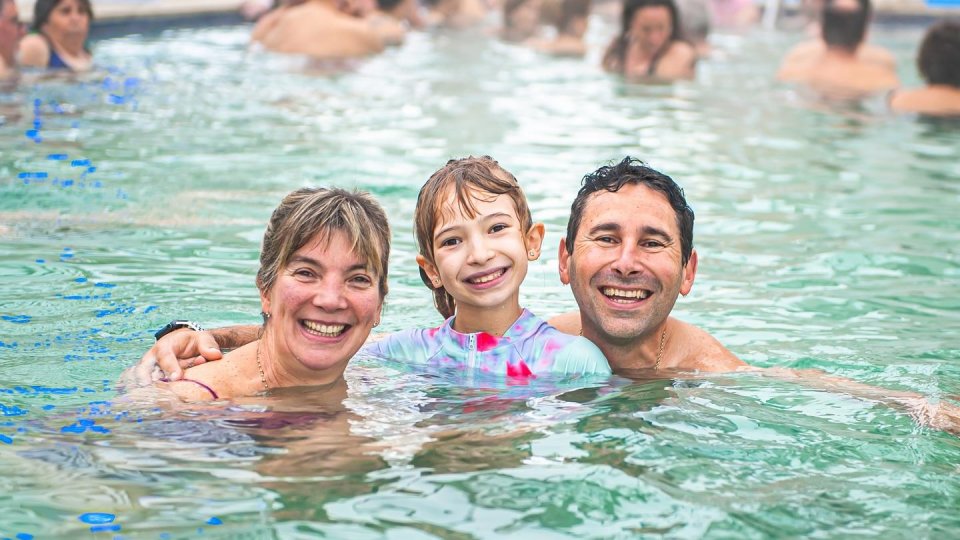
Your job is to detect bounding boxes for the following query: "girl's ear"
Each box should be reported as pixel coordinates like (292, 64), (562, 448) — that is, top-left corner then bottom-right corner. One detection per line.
(525, 222), (545, 260)
(416, 254), (441, 288)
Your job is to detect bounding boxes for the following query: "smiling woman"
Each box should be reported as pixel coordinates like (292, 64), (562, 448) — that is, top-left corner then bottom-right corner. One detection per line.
(156, 187), (391, 401)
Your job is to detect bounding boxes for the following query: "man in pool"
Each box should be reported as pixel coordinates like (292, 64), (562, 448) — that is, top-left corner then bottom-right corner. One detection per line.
(0, 0), (26, 80)
(135, 157), (744, 379)
(776, 0), (898, 98)
(547, 157), (744, 372)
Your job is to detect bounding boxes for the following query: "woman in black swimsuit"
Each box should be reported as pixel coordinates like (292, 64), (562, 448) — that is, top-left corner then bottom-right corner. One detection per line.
(18, 0), (93, 71)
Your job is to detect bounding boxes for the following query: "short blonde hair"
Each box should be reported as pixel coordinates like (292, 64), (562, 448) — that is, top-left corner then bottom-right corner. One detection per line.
(257, 187), (390, 299)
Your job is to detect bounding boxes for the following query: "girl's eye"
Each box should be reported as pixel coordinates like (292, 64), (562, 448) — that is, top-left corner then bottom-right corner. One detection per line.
(490, 223), (508, 233)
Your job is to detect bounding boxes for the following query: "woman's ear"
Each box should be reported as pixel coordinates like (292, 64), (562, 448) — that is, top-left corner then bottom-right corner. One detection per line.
(416, 254), (442, 289)
(525, 222), (545, 260)
(259, 286), (272, 319)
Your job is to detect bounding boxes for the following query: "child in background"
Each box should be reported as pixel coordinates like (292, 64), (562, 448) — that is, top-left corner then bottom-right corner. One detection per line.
(365, 156), (611, 377)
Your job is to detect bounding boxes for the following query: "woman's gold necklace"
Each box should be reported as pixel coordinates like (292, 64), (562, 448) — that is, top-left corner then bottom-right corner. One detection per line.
(255, 340), (269, 391)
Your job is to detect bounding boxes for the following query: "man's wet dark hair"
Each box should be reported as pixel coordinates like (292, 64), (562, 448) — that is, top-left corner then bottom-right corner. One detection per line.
(918, 20), (960, 88)
(821, 0), (870, 51)
(32, 0), (93, 33)
(565, 157), (695, 266)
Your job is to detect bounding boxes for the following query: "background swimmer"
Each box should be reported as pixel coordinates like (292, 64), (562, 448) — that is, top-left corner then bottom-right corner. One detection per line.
(602, 0), (697, 81)
(18, 0), (93, 72)
(890, 20), (960, 117)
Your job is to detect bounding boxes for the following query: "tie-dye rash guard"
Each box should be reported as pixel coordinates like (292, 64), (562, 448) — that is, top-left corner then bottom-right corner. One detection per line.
(363, 309), (611, 377)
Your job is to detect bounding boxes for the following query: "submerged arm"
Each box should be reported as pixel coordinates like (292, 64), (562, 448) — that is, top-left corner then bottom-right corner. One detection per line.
(763, 367), (960, 435)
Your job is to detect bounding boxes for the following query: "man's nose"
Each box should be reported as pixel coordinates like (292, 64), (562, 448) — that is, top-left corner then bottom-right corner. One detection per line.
(610, 243), (643, 276)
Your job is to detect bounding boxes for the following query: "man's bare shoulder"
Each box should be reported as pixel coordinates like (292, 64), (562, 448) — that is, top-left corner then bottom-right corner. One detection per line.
(547, 311), (580, 334)
(671, 318), (746, 372)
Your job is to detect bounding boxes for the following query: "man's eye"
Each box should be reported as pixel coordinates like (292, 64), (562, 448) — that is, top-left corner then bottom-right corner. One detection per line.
(596, 236), (618, 244)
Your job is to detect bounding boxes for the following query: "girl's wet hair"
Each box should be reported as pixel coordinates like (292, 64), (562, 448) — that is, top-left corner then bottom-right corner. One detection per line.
(414, 156), (532, 319)
(32, 0), (94, 32)
(257, 187), (391, 300)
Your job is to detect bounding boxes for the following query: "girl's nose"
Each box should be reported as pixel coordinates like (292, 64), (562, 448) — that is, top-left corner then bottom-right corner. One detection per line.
(466, 237), (495, 265)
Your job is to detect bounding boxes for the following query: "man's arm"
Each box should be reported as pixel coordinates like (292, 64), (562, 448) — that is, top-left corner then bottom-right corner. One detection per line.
(133, 324), (259, 384)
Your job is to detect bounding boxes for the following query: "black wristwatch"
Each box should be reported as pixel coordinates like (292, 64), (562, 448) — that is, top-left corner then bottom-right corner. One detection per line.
(154, 320), (204, 341)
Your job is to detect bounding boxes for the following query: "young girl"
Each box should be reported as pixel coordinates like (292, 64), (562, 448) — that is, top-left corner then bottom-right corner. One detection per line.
(364, 156), (610, 377)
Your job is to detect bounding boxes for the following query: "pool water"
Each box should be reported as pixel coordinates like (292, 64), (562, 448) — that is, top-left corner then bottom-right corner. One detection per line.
(2, 14), (960, 538)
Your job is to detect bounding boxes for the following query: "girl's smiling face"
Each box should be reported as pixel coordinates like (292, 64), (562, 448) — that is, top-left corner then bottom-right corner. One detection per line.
(418, 188), (544, 330)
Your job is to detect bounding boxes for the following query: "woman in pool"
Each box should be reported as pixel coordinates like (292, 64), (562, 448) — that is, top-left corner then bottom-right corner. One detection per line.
(18, 0), (93, 71)
(602, 0), (696, 81)
(157, 187), (391, 401)
(889, 20), (960, 117)
(364, 156), (611, 376)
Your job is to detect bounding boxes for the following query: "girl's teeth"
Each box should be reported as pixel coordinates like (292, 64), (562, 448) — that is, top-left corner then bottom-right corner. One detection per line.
(471, 269), (505, 284)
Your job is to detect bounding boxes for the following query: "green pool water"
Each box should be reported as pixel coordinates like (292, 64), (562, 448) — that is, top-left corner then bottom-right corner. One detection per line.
(1, 17), (959, 538)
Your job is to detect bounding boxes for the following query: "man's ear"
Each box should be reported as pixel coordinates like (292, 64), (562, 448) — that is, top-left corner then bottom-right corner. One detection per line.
(416, 254), (441, 288)
(558, 237), (571, 285)
(680, 249), (698, 296)
(526, 222), (545, 260)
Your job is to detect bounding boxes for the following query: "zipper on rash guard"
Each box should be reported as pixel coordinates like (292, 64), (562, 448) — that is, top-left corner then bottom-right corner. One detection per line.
(467, 333), (477, 372)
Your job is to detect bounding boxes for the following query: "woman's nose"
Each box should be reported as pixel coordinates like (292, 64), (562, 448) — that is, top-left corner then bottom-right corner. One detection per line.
(312, 281), (348, 310)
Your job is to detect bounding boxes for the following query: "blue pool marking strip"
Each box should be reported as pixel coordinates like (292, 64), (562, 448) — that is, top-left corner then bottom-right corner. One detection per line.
(925, 0), (960, 5)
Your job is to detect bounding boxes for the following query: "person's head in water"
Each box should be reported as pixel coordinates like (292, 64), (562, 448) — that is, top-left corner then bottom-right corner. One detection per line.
(256, 187), (390, 379)
(414, 156), (544, 319)
(32, 0), (93, 37)
(560, 157), (697, 345)
(0, 0), (26, 68)
(917, 20), (960, 89)
(556, 0), (590, 37)
(502, 0), (543, 41)
(821, 0), (870, 52)
(606, 0), (682, 70)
